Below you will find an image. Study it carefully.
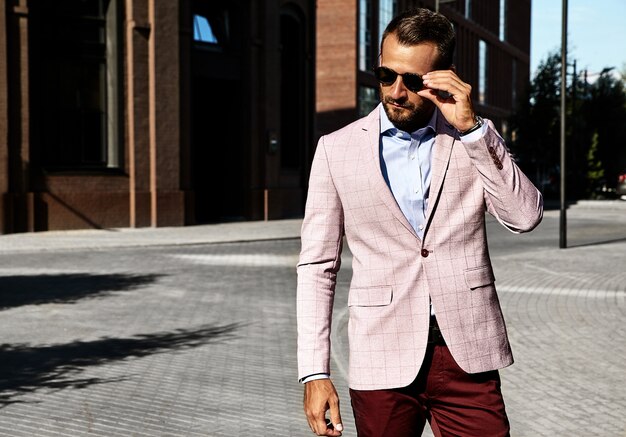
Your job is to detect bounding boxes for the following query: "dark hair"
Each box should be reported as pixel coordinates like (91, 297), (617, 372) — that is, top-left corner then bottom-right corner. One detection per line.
(381, 8), (456, 70)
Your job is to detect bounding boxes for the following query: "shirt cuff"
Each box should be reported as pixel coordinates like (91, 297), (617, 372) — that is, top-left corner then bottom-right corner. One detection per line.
(459, 122), (488, 143)
(299, 373), (331, 384)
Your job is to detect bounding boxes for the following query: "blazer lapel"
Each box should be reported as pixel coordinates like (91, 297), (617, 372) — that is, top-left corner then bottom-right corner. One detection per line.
(363, 106), (420, 240)
(424, 113), (456, 223)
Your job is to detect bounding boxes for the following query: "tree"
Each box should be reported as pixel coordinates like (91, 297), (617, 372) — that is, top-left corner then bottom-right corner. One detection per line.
(581, 70), (626, 194)
(586, 131), (604, 197)
(510, 53), (626, 199)
(510, 52), (562, 198)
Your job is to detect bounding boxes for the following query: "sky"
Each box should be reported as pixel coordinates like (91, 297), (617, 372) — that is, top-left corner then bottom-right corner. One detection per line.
(530, 0), (626, 80)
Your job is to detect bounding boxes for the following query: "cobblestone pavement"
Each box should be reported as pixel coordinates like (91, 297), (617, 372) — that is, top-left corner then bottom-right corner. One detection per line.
(0, 203), (624, 436)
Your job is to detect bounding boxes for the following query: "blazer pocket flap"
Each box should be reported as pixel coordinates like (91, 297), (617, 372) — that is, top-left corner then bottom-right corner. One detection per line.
(348, 286), (393, 307)
(464, 266), (495, 289)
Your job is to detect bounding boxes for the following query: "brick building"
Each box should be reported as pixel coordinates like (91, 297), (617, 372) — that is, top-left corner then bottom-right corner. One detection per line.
(0, 0), (529, 234)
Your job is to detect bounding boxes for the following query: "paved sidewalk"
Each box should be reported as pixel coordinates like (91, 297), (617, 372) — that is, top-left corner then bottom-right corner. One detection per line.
(0, 202), (624, 436)
(0, 219), (303, 253)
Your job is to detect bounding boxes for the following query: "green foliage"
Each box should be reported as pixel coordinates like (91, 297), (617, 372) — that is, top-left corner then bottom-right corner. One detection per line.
(581, 70), (626, 198)
(586, 131), (604, 196)
(510, 52), (563, 198)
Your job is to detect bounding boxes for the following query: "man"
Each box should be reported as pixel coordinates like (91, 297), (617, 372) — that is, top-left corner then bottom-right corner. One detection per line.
(297, 8), (542, 437)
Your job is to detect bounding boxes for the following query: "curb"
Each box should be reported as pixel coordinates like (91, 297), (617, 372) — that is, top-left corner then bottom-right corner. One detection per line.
(0, 219), (303, 254)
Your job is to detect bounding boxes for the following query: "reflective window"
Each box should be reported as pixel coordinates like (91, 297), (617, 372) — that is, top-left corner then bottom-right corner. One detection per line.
(359, 0), (397, 110)
(378, 0), (397, 53)
(31, 0), (122, 169)
(478, 40), (487, 104)
(193, 15), (219, 44)
(359, 0), (373, 71)
(465, 0), (472, 18)
(359, 86), (379, 116)
(499, 0), (507, 41)
(360, 0), (398, 71)
(191, 7), (230, 49)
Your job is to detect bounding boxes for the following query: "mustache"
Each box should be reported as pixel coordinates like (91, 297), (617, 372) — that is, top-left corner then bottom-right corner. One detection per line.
(383, 96), (415, 110)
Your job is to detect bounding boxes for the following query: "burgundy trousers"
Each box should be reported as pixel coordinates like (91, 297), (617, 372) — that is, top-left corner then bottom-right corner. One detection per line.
(349, 343), (510, 437)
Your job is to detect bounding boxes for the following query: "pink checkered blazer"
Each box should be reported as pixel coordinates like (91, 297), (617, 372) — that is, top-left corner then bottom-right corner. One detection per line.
(297, 106), (543, 390)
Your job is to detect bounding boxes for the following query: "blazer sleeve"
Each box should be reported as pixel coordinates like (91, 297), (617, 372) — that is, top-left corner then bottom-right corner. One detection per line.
(461, 119), (543, 233)
(296, 135), (345, 380)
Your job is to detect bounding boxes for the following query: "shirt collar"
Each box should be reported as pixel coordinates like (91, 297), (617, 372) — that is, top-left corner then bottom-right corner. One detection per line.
(379, 104), (437, 139)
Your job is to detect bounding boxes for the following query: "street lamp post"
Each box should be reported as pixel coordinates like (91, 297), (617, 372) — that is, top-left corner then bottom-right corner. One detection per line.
(560, 0), (568, 249)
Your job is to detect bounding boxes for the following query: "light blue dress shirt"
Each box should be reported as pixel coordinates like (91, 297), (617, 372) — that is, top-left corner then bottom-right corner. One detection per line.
(379, 105), (437, 239)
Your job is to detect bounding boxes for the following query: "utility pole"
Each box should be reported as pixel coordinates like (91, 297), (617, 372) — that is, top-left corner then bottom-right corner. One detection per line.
(560, 0), (568, 249)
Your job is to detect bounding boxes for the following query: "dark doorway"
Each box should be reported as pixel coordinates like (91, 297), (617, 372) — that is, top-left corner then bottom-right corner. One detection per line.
(279, 10), (305, 172)
(191, 79), (244, 222)
(190, 2), (246, 223)
(278, 5), (310, 215)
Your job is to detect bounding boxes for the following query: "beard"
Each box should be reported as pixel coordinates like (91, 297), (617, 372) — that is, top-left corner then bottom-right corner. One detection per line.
(381, 94), (435, 133)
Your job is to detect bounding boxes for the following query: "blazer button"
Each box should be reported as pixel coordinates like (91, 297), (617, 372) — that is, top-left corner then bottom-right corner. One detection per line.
(421, 249), (429, 257)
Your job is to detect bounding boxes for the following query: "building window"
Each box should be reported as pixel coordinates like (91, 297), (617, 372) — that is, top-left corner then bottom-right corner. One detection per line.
(359, 0), (396, 111)
(465, 0), (472, 19)
(358, 86), (379, 116)
(478, 40), (487, 104)
(192, 8), (230, 49)
(358, 0), (373, 71)
(378, 0), (397, 52)
(499, 0), (507, 41)
(359, 0), (397, 71)
(32, 0), (122, 170)
(193, 15), (219, 44)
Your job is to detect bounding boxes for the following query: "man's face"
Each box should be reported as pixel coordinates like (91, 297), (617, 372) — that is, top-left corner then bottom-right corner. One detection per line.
(379, 34), (440, 132)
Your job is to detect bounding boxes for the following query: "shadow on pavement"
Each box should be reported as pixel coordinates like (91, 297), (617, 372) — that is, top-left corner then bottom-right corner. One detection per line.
(0, 273), (162, 310)
(0, 322), (242, 407)
(566, 237), (626, 248)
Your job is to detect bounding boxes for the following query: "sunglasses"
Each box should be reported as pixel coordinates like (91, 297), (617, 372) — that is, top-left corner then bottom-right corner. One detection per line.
(373, 66), (424, 93)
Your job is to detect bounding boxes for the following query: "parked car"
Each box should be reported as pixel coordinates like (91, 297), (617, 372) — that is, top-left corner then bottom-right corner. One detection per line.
(618, 170), (626, 197)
